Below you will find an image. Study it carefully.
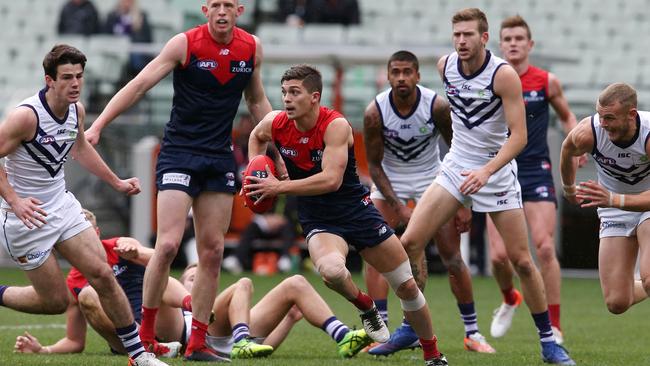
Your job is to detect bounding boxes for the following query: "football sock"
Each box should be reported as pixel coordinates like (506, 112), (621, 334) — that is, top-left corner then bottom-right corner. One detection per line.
(139, 307), (158, 344)
(321, 316), (350, 343)
(116, 322), (145, 359)
(532, 311), (555, 343)
(232, 323), (251, 343)
(187, 318), (209, 351)
(458, 302), (479, 337)
(502, 286), (519, 305)
(548, 304), (561, 329)
(420, 336), (442, 359)
(0, 285), (7, 306)
(182, 295), (192, 312)
(351, 291), (374, 312)
(375, 299), (388, 324)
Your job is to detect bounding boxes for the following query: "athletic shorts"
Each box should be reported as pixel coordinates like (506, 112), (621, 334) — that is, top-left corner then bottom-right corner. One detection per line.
(369, 172), (437, 203)
(597, 207), (650, 238)
(301, 202), (394, 251)
(517, 161), (557, 205)
(0, 191), (91, 270)
(156, 150), (237, 197)
(435, 155), (522, 213)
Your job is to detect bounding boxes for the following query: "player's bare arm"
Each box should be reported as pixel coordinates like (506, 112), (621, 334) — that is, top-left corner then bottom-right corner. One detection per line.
(560, 117), (594, 204)
(363, 101), (407, 220)
(460, 65), (526, 195)
(432, 96), (453, 146)
(87, 33), (187, 144)
(246, 118), (350, 198)
(72, 103), (140, 196)
(244, 36), (272, 122)
(248, 111), (282, 157)
(0, 107), (47, 228)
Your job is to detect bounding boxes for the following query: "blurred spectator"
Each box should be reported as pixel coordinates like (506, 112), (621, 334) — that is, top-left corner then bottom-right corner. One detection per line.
(223, 195), (300, 274)
(276, 0), (360, 26)
(104, 0), (153, 76)
(58, 0), (100, 36)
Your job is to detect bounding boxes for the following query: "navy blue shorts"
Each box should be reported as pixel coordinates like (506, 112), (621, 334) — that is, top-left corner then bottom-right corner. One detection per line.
(517, 162), (557, 206)
(301, 202), (394, 251)
(156, 150), (237, 197)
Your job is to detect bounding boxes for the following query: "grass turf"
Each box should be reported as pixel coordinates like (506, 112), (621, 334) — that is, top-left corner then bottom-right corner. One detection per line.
(0, 267), (647, 366)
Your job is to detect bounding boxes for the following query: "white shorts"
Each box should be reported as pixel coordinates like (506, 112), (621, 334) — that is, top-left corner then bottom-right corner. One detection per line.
(0, 191), (91, 270)
(597, 207), (650, 238)
(369, 170), (437, 203)
(435, 156), (522, 213)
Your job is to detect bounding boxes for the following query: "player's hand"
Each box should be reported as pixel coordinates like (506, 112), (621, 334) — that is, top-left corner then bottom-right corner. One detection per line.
(11, 197), (47, 229)
(275, 158), (290, 181)
(460, 167), (490, 195)
(85, 125), (101, 146)
(577, 153), (589, 168)
(454, 206), (472, 233)
(562, 184), (582, 205)
(576, 180), (610, 208)
(115, 177), (141, 196)
(14, 331), (42, 353)
(114, 237), (139, 260)
(245, 165), (280, 204)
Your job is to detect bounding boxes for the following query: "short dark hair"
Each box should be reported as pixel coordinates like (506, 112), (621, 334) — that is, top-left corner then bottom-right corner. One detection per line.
(500, 14), (532, 40)
(281, 64), (323, 94)
(452, 8), (489, 34)
(42, 44), (87, 80)
(388, 50), (419, 71)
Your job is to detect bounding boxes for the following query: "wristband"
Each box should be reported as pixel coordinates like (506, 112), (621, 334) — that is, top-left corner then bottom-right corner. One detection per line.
(609, 192), (614, 207)
(563, 184), (576, 196)
(620, 194), (625, 208)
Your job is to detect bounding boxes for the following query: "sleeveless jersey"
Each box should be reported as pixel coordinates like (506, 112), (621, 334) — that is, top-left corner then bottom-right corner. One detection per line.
(517, 65), (551, 168)
(375, 85), (441, 177)
(443, 50), (508, 167)
(272, 106), (369, 222)
(164, 25), (256, 156)
(2, 89), (78, 210)
(591, 112), (650, 194)
(66, 238), (145, 303)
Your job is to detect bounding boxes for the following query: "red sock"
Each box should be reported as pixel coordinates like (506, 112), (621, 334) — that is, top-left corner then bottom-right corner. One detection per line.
(351, 290), (373, 311)
(140, 307), (158, 344)
(548, 304), (561, 329)
(182, 295), (192, 312)
(420, 336), (441, 360)
(186, 318), (209, 352)
(502, 286), (518, 305)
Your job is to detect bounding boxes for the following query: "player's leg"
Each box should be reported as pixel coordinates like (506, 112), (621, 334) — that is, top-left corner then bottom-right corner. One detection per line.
(486, 215), (522, 338)
(434, 218), (495, 353)
(365, 198), (394, 325)
(361, 235), (446, 364)
(141, 189), (192, 350)
(636, 219), (650, 302)
(598, 236), (642, 314)
(524, 201), (563, 340)
(0, 255), (69, 314)
(77, 286), (124, 353)
(185, 191), (232, 360)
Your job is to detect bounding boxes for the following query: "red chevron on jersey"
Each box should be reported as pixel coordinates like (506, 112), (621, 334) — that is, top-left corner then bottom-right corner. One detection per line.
(182, 25), (256, 86)
(272, 107), (343, 172)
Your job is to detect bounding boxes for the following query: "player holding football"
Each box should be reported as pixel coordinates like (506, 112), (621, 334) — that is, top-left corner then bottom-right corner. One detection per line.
(245, 64), (448, 366)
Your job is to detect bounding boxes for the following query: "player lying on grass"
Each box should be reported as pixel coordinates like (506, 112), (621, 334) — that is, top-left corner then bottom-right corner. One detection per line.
(180, 264), (372, 358)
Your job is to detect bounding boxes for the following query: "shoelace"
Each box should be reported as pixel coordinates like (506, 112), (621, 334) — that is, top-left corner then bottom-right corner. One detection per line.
(361, 309), (383, 332)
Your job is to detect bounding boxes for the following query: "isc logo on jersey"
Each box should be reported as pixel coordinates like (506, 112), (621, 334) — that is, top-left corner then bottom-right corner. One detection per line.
(197, 60), (217, 70)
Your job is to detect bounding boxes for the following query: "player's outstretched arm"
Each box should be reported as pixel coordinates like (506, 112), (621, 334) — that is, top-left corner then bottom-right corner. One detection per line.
(0, 107), (47, 228)
(72, 103), (141, 196)
(14, 301), (87, 354)
(86, 33), (186, 145)
(560, 117), (593, 204)
(113, 237), (154, 266)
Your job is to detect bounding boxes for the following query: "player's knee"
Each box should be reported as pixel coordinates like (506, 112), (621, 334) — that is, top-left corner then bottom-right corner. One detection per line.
(442, 254), (465, 275)
(383, 260), (416, 296)
(156, 239), (181, 263)
(236, 277), (253, 292)
(285, 275), (310, 292)
(642, 276), (650, 295)
(78, 290), (100, 313)
(197, 246), (224, 273)
(605, 297), (630, 315)
(317, 258), (348, 285)
(400, 235), (420, 255)
(85, 264), (116, 290)
(396, 279), (426, 311)
(491, 249), (509, 266)
(535, 242), (557, 264)
(511, 257), (535, 277)
(43, 292), (69, 314)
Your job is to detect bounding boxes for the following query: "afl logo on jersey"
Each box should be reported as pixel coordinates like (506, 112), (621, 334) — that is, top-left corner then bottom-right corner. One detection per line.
(39, 135), (56, 145)
(595, 156), (616, 166)
(197, 60), (217, 70)
(445, 84), (459, 96)
(280, 146), (297, 157)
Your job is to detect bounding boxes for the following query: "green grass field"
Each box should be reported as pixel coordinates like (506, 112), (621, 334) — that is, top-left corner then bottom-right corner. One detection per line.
(0, 267), (647, 366)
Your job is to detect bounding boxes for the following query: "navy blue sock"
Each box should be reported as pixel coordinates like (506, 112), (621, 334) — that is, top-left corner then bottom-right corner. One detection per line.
(0, 285), (8, 306)
(321, 316), (349, 343)
(375, 299), (388, 324)
(458, 302), (479, 337)
(115, 323), (145, 359)
(532, 311), (554, 343)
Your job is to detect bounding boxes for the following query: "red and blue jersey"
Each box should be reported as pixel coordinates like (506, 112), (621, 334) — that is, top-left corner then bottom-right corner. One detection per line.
(163, 25), (256, 156)
(517, 65), (551, 170)
(66, 238), (145, 321)
(272, 107), (370, 223)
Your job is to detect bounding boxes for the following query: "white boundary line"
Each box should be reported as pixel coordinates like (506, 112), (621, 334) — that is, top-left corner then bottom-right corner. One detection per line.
(0, 324), (65, 330)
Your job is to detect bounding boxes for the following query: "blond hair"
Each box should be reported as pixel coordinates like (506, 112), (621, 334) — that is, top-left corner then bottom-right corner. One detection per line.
(598, 83), (637, 110)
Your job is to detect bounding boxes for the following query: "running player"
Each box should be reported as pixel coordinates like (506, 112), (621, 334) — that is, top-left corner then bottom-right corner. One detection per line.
(0, 45), (165, 366)
(363, 50), (494, 356)
(399, 8), (575, 364)
(85, 0), (272, 361)
(561, 82), (650, 321)
(488, 15), (586, 343)
(245, 64), (448, 366)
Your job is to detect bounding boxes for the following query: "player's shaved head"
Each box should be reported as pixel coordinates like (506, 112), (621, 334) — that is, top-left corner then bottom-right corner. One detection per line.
(599, 83), (637, 110)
